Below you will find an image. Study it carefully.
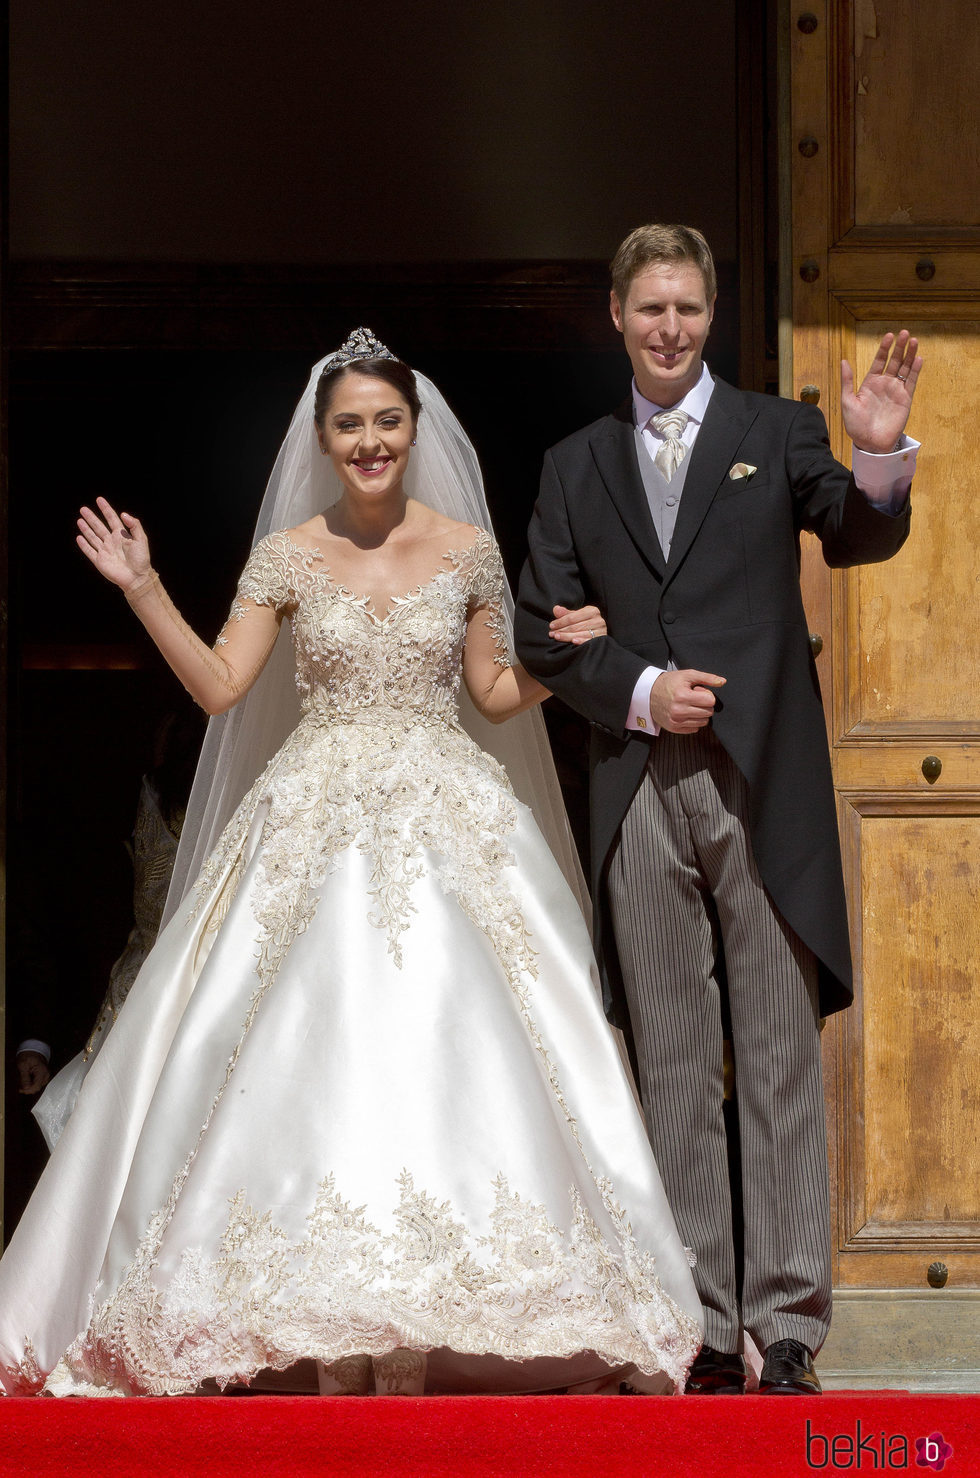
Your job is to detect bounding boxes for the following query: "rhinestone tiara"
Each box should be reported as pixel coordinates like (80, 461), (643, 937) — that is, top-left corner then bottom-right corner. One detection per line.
(326, 326), (397, 369)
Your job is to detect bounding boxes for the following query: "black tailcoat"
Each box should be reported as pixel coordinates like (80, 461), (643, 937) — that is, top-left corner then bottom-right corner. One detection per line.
(515, 378), (912, 1024)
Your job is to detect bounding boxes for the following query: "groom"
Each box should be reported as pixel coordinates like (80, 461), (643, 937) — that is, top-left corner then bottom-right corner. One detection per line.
(515, 224), (920, 1393)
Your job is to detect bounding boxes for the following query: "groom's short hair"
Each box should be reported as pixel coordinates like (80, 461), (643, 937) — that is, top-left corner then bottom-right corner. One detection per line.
(610, 224), (717, 306)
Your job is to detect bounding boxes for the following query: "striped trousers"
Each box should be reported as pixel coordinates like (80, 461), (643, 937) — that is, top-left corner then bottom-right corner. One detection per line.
(607, 727), (832, 1353)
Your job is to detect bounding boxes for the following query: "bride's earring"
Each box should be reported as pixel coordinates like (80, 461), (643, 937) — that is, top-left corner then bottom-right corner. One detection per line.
(372, 1348), (427, 1395)
(316, 1354), (373, 1395)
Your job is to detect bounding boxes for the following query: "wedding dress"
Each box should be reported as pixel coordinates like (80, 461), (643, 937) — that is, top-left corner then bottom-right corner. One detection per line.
(0, 521), (701, 1397)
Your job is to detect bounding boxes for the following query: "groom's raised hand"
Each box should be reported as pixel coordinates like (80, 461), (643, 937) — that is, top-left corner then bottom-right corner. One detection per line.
(841, 329), (923, 454)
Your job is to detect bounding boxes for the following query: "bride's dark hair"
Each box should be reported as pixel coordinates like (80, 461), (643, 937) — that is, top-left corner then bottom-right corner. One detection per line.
(314, 358), (422, 428)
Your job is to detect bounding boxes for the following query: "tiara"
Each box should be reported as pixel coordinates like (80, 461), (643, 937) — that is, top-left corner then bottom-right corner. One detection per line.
(326, 326), (397, 369)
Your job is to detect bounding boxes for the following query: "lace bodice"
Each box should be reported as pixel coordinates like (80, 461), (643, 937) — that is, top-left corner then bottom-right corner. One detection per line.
(226, 526), (510, 729)
(195, 523), (526, 984)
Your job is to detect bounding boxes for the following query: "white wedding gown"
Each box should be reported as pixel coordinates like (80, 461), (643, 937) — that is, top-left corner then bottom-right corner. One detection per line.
(0, 528), (701, 1397)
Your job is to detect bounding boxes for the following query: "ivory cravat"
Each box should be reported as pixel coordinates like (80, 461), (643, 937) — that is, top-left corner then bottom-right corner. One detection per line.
(650, 408), (690, 481)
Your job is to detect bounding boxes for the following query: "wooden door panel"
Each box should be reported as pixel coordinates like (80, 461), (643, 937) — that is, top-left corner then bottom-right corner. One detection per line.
(843, 316), (980, 735)
(852, 0), (980, 229)
(831, 798), (980, 1288)
(860, 809), (980, 1226)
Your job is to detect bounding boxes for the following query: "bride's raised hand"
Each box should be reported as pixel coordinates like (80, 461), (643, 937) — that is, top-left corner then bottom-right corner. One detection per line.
(77, 497), (152, 591)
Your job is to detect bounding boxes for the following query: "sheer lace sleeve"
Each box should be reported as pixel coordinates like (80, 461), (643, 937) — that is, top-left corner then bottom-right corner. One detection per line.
(124, 534), (288, 717)
(465, 529), (512, 670)
(462, 530), (549, 724)
(217, 533), (296, 643)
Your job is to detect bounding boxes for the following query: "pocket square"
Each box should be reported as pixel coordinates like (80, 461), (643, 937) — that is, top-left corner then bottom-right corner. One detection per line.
(728, 462), (758, 481)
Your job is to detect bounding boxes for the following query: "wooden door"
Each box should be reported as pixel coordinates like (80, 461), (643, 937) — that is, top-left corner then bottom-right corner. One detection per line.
(788, 0), (980, 1366)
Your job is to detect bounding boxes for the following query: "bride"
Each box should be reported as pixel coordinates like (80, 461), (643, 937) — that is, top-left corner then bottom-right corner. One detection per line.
(0, 329), (702, 1397)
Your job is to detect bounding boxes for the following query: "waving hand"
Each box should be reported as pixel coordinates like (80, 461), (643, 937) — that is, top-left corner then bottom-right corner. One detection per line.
(77, 497), (152, 591)
(76, 495), (280, 716)
(841, 330), (923, 453)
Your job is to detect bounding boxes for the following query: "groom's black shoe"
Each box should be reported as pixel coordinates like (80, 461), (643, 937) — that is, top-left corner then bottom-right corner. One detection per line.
(759, 1339), (822, 1395)
(685, 1346), (746, 1394)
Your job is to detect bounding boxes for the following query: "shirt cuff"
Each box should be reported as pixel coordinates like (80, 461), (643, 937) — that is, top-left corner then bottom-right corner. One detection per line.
(853, 435), (919, 512)
(626, 666), (665, 735)
(17, 1039), (51, 1061)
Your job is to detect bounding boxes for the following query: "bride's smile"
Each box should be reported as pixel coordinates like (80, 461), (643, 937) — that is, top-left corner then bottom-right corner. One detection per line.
(316, 372), (416, 502)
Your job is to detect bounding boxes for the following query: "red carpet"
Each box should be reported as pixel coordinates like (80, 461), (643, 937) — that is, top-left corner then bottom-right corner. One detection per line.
(1, 1393), (977, 1478)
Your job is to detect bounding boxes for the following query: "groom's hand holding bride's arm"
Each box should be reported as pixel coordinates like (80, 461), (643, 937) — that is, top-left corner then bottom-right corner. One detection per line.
(550, 607), (726, 735)
(77, 496), (281, 715)
(463, 601), (607, 724)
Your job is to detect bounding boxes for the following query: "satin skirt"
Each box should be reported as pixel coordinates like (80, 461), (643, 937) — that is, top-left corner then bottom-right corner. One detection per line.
(0, 786), (701, 1396)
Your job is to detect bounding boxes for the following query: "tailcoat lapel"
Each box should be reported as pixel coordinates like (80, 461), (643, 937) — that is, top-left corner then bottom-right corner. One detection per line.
(589, 402), (667, 580)
(665, 379), (760, 579)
